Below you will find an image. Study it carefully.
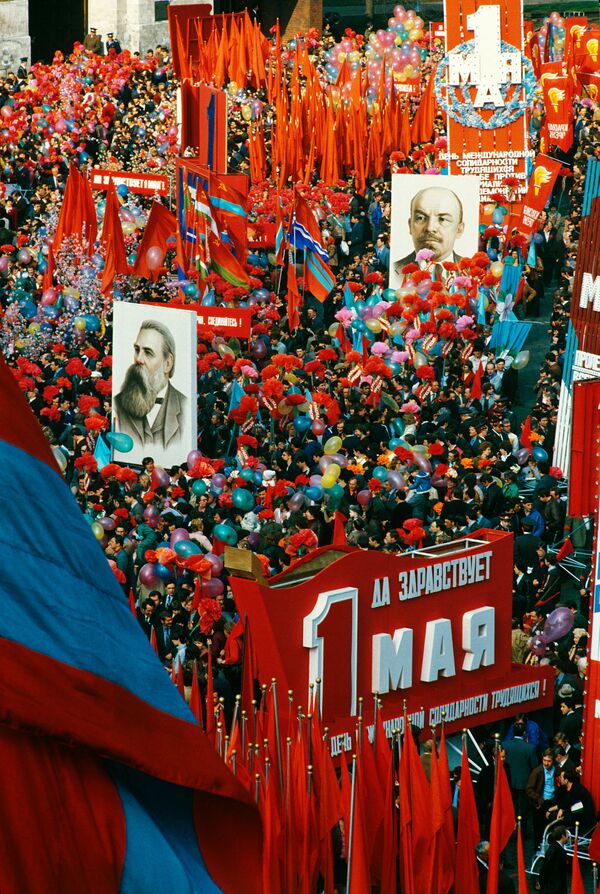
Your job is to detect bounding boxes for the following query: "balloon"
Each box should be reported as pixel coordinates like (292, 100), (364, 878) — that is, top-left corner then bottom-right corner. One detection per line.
(41, 287), (57, 306)
(212, 473), (227, 489)
(117, 183), (129, 198)
(99, 517), (116, 531)
(387, 470), (406, 490)
(305, 486), (324, 501)
(91, 522), (104, 540)
(105, 431), (134, 453)
(187, 449), (203, 467)
(512, 350), (530, 370)
(213, 523), (238, 545)
(413, 454), (432, 473)
(532, 445), (548, 463)
(543, 607), (574, 642)
(515, 447), (530, 466)
(51, 446), (67, 472)
(324, 436), (342, 455)
(17, 248), (32, 265)
(205, 553), (224, 575)
(252, 340), (267, 359)
(173, 539), (202, 558)
(240, 467), (254, 482)
(232, 488), (255, 512)
(293, 415), (312, 433)
(155, 563), (173, 581)
(288, 492), (306, 511)
(153, 466), (170, 488)
(146, 245), (164, 272)
(311, 419), (326, 436)
(139, 563), (158, 587)
(170, 528), (190, 545)
(373, 466), (388, 481)
(202, 577), (225, 598)
(490, 261), (504, 278)
(0, 256), (9, 274)
(357, 489), (372, 507)
(192, 479), (207, 496)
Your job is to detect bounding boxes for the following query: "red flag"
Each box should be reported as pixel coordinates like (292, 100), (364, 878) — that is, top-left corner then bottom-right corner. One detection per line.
(398, 730), (415, 894)
(260, 775), (283, 894)
(52, 162), (78, 249)
(348, 755), (371, 893)
(286, 255), (301, 332)
(205, 648), (215, 738)
(411, 66), (437, 144)
(405, 724), (432, 894)
(150, 624), (158, 656)
(132, 201), (176, 280)
(127, 587), (136, 617)
(332, 511), (348, 546)
(176, 660), (185, 699)
(571, 833), (585, 894)
(80, 168), (98, 253)
(42, 243), (55, 292)
(455, 742), (481, 894)
(240, 616), (256, 732)
(100, 235), (116, 297)
(520, 415), (532, 453)
(487, 756), (515, 894)
(471, 361), (484, 401)
(101, 180), (128, 274)
(429, 730), (455, 894)
(380, 739), (398, 894)
(294, 191), (326, 252)
(516, 821), (529, 893)
(556, 537), (574, 562)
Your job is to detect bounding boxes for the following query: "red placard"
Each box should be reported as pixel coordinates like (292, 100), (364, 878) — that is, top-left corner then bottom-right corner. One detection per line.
(569, 379), (600, 518)
(442, 0), (532, 202)
(231, 532), (552, 753)
(514, 154), (562, 233)
(90, 169), (169, 196)
(180, 83), (228, 174)
(541, 74), (573, 151)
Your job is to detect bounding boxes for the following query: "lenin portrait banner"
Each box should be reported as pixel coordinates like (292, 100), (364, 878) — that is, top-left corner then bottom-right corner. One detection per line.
(389, 173), (480, 289)
(111, 302), (197, 468)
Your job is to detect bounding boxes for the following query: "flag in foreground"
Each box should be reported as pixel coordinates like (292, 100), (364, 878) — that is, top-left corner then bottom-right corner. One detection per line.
(0, 353), (262, 893)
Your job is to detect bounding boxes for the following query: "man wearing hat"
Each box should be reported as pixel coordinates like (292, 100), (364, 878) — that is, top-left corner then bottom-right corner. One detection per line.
(106, 32), (122, 54)
(83, 27), (103, 55)
(17, 57), (28, 80)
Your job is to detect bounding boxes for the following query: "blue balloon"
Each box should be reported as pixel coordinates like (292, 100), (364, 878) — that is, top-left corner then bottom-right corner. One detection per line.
(20, 300), (37, 319)
(173, 539), (202, 557)
(116, 184), (129, 198)
(201, 292), (216, 306)
(184, 282), (198, 298)
(532, 445), (548, 463)
(105, 431), (134, 452)
(491, 208), (504, 226)
(305, 486), (324, 501)
(240, 467), (254, 482)
(154, 563), (173, 581)
(294, 415), (312, 433)
(213, 523), (238, 546)
(42, 305), (59, 319)
(373, 466), (388, 481)
(192, 479), (207, 496)
(487, 249), (498, 261)
(253, 471), (264, 487)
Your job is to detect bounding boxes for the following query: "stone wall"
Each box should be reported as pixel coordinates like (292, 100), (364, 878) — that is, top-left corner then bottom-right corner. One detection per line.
(0, 0), (30, 74)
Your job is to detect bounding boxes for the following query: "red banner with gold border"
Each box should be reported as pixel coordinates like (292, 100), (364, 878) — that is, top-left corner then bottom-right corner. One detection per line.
(541, 73), (573, 151)
(514, 154), (562, 233)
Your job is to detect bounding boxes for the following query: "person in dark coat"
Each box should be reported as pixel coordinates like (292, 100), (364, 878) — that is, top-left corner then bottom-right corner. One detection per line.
(503, 721), (538, 834)
(476, 841), (516, 894)
(538, 825), (568, 894)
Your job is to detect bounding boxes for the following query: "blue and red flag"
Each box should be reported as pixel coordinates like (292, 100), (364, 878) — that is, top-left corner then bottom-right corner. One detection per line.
(0, 354), (262, 893)
(304, 248), (336, 302)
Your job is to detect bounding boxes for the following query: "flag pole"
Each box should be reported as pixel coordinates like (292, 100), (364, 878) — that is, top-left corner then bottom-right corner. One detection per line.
(271, 678), (284, 793)
(347, 753), (358, 892)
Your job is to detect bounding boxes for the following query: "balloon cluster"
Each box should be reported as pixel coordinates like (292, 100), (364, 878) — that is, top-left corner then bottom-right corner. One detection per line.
(538, 12), (567, 62)
(527, 605), (574, 657)
(324, 5), (428, 104)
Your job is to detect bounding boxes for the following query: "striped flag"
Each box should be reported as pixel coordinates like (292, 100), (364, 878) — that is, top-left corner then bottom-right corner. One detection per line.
(207, 231), (251, 288)
(0, 353), (262, 893)
(304, 248), (335, 302)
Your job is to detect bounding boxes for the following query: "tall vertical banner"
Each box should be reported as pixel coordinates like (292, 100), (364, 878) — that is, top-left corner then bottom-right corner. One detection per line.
(541, 72), (573, 151)
(438, 0), (536, 202)
(515, 154), (562, 233)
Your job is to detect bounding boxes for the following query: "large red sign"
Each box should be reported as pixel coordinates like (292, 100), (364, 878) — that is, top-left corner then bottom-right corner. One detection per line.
(442, 0), (532, 202)
(515, 154), (562, 233)
(231, 532), (552, 754)
(196, 306), (252, 339)
(91, 169), (169, 196)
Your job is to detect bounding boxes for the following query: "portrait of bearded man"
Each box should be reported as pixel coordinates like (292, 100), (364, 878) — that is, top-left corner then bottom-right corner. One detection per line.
(113, 319), (187, 450)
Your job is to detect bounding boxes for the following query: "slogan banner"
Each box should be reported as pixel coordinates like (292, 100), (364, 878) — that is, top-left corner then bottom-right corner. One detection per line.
(523, 20), (540, 77)
(440, 0), (536, 202)
(180, 83), (228, 173)
(578, 70), (600, 102)
(541, 73), (573, 151)
(195, 306), (252, 339)
(569, 195), (600, 380)
(515, 154), (562, 232)
(230, 531), (552, 755)
(90, 169), (169, 196)
(564, 17), (588, 69)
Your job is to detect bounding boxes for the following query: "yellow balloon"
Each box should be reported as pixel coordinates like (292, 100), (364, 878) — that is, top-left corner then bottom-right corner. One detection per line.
(327, 463), (341, 481)
(389, 322), (403, 336)
(122, 221), (137, 235)
(91, 522), (104, 540)
(324, 436), (342, 455)
(365, 318), (382, 333)
(490, 261), (504, 278)
(74, 317), (86, 331)
(241, 105), (252, 121)
(328, 323), (339, 337)
(321, 472), (337, 489)
(412, 444), (428, 455)
(28, 322), (40, 333)
(217, 343), (235, 359)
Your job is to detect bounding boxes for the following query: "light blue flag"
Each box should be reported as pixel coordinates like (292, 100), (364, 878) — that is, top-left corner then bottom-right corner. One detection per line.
(228, 381), (245, 414)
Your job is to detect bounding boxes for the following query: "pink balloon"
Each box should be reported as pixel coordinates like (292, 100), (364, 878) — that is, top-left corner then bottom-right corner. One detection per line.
(212, 473), (227, 489)
(413, 454), (432, 474)
(319, 456), (336, 473)
(143, 505), (159, 520)
(99, 517), (116, 531)
(187, 449), (203, 467)
(309, 475), (322, 487)
(387, 471), (405, 490)
(329, 453), (348, 468)
(543, 607), (574, 642)
(312, 420), (326, 436)
(202, 577), (225, 597)
(41, 288), (57, 306)
(146, 245), (164, 272)
(139, 563), (158, 587)
(153, 467), (170, 488)
(0, 257), (9, 275)
(357, 489), (371, 507)
(205, 553), (224, 576)
(170, 528), (190, 546)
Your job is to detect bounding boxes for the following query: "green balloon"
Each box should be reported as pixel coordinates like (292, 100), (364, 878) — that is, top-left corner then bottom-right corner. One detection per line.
(173, 540), (203, 558)
(192, 479), (207, 496)
(232, 488), (255, 512)
(106, 431), (134, 452)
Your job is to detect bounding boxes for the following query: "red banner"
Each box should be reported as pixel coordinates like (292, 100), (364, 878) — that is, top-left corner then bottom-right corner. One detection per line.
(180, 83), (228, 174)
(573, 27), (600, 73)
(195, 306), (252, 339)
(569, 196), (600, 377)
(443, 0), (532, 202)
(578, 70), (600, 102)
(515, 154), (562, 232)
(541, 74), (573, 151)
(230, 532), (552, 753)
(564, 17), (588, 68)
(90, 169), (169, 196)
(569, 379), (600, 517)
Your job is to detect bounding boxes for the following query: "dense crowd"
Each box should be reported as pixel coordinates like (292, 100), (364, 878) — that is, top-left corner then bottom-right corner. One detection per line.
(0, 18), (598, 891)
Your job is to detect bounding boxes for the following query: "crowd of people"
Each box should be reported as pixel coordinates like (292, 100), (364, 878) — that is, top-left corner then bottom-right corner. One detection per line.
(0, 13), (598, 891)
